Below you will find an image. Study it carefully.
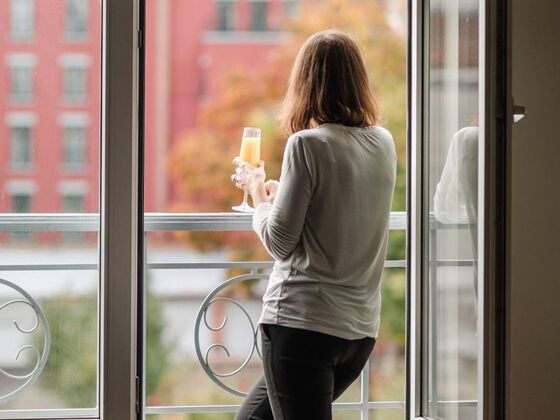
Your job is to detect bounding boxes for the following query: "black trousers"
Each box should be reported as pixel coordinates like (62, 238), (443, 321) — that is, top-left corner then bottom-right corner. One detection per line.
(235, 323), (376, 420)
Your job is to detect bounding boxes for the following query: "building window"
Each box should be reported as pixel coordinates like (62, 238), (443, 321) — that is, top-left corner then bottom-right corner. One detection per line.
(10, 125), (32, 170)
(10, 0), (35, 40)
(62, 193), (84, 213)
(7, 54), (36, 103)
(10, 66), (33, 102)
(216, 0), (235, 31)
(283, 0), (299, 18)
(65, 0), (88, 40)
(63, 126), (86, 170)
(11, 192), (32, 240)
(62, 193), (84, 240)
(250, 0), (268, 31)
(60, 54), (90, 104)
(6, 112), (36, 170)
(59, 182), (87, 240)
(12, 193), (31, 213)
(63, 67), (87, 103)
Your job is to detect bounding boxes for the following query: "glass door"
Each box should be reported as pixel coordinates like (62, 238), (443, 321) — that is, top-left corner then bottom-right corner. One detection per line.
(409, 0), (506, 418)
(140, 1), (408, 419)
(424, 0), (480, 418)
(0, 1), (102, 418)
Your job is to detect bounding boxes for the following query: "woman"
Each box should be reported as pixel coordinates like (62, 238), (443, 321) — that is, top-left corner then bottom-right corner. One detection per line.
(231, 29), (396, 419)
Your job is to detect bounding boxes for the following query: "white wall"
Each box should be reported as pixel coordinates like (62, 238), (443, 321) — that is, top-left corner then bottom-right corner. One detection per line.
(507, 0), (560, 418)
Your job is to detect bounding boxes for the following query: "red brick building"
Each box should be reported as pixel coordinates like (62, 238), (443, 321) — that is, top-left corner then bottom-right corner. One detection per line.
(0, 0), (294, 219)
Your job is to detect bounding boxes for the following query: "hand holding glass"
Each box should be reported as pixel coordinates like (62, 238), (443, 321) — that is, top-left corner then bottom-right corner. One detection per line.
(232, 127), (262, 212)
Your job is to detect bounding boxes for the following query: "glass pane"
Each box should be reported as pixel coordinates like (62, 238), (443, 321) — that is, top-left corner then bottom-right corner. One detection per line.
(333, 412), (360, 420)
(0, 0), (101, 417)
(369, 267), (406, 403)
(425, 0), (480, 418)
(368, 409), (404, 420)
(144, 0), (406, 417)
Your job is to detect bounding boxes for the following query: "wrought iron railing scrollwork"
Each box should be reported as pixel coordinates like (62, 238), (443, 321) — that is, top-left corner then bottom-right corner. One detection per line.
(0, 278), (51, 404)
(194, 271), (269, 397)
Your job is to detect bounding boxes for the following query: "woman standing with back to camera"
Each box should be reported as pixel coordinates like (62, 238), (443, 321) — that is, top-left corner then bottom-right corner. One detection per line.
(231, 29), (397, 420)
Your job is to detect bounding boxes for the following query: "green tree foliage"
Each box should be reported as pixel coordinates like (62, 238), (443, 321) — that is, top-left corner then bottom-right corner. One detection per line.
(37, 284), (170, 407)
(169, 0), (406, 255)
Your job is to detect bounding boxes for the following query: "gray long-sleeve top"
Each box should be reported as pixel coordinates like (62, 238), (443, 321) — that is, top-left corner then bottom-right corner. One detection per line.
(252, 123), (396, 340)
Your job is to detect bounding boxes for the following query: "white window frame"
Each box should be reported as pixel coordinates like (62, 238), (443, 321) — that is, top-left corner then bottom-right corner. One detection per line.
(407, 1), (506, 419)
(100, 0), (140, 419)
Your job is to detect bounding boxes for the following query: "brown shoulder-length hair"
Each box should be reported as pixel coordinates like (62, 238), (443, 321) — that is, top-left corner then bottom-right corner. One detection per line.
(280, 29), (379, 137)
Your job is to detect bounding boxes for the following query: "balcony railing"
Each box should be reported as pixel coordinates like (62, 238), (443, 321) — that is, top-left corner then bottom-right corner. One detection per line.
(0, 212), (406, 419)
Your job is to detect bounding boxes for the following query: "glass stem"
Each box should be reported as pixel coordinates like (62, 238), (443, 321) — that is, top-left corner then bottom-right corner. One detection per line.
(242, 191), (249, 207)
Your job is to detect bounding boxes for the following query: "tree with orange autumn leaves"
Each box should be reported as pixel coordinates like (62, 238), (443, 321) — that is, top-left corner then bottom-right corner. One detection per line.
(168, 0), (407, 262)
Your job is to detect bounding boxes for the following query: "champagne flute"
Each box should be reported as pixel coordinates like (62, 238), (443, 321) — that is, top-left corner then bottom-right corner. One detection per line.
(232, 127), (262, 212)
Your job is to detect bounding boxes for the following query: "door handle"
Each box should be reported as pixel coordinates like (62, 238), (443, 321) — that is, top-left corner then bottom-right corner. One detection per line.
(513, 104), (527, 123)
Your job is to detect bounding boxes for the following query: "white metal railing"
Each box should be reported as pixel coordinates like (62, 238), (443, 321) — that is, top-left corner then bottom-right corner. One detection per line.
(0, 212), (407, 419)
(0, 211), (408, 232)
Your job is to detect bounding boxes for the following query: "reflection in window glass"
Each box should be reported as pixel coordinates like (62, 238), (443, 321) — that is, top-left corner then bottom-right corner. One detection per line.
(65, 0), (89, 39)
(426, 0), (480, 419)
(10, 0), (35, 40)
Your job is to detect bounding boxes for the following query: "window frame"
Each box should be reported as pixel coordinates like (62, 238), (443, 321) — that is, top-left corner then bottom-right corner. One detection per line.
(100, 0), (140, 419)
(406, 0), (507, 419)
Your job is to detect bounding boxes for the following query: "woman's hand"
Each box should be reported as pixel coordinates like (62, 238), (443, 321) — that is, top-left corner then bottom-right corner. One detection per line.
(264, 180), (280, 204)
(231, 157), (269, 206)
